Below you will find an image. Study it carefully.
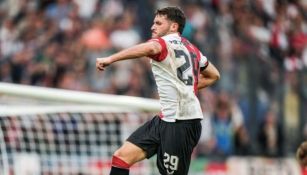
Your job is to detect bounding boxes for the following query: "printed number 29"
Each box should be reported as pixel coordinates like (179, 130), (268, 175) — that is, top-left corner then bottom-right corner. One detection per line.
(163, 152), (179, 174)
(174, 49), (197, 86)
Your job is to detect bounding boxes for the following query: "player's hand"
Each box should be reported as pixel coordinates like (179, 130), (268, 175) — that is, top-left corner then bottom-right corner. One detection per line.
(96, 57), (112, 71)
(297, 141), (307, 167)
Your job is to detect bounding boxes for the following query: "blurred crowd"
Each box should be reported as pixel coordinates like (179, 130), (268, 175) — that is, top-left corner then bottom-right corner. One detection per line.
(0, 0), (307, 159)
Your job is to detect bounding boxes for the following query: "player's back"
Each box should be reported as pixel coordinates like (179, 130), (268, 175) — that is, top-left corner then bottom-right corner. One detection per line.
(149, 33), (205, 122)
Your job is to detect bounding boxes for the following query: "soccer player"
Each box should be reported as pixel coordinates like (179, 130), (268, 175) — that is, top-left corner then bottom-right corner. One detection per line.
(96, 6), (220, 175)
(297, 141), (307, 167)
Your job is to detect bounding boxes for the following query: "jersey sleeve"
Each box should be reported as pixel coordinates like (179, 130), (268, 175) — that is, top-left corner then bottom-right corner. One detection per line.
(147, 38), (168, 62)
(199, 53), (209, 71)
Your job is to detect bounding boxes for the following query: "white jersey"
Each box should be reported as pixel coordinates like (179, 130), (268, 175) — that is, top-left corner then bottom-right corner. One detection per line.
(148, 33), (209, 122)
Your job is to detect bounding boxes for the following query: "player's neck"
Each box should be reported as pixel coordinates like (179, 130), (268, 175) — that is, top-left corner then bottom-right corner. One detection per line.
(164, 32), (180, 37)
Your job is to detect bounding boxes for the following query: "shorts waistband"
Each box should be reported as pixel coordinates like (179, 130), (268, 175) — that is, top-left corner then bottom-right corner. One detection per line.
(159, 117), (201, 123)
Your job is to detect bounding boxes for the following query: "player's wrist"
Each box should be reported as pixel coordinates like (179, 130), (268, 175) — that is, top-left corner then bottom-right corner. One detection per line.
(107, 56), (115, 64)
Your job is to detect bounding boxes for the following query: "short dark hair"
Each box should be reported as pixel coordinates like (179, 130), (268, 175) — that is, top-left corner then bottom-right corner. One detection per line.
(155, 6), (186, 34)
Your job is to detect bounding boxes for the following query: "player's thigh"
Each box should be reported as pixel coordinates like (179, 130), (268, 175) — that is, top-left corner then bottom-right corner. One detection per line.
(117, 116), (161, 165)
(114, 141), (147, 165)
(157, 120), (202, 175)
(127, 116), (160, 159)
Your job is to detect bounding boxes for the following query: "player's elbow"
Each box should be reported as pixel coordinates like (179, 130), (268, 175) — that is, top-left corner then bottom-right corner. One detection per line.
(202, 61), (220, 83)
(206, 69), (220, 83)
(208, 72), (220, 86)
(213, 71), (220, 81)
(209, 64), (220, 82)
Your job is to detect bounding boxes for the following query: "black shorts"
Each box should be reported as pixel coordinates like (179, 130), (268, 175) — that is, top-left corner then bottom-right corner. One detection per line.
(127, 116), (202, 175)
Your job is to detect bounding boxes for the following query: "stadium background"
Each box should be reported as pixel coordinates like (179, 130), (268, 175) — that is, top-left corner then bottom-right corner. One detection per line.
(0, 0), (306, 174)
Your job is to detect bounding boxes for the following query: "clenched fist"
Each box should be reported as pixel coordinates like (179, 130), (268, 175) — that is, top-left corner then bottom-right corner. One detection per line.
(297, 141), (307, 167)
(96, 57), (112, 71)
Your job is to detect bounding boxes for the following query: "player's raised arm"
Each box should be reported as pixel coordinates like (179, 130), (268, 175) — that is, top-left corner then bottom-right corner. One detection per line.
(197, 61), (220, 89)
(96, 41), (162, 71)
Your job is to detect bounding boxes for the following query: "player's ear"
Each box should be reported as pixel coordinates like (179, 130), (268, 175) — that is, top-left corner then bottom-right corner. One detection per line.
(170, 22), (179, 33)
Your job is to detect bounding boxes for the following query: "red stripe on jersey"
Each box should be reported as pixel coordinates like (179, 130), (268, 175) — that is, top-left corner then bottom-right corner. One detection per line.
(190, 43), (203, 94)
(192, 45), (201, 62)
(181, 37), (201, 95)
(147, 38), (168, 62)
